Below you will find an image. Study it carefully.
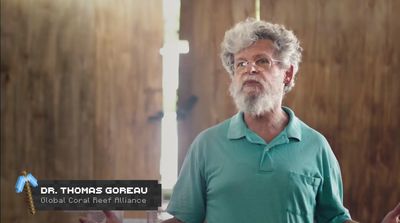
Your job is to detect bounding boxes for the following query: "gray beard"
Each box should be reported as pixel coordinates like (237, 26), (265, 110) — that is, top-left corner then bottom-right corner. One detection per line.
(229, 81), (281, 117)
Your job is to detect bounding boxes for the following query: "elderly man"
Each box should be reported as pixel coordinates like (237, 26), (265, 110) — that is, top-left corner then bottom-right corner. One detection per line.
(165, 18), (351, 223)
(80, 18), (400, 223)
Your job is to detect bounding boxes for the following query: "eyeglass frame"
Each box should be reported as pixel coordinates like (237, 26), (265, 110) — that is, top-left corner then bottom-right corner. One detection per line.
(234, 55), (284, 73)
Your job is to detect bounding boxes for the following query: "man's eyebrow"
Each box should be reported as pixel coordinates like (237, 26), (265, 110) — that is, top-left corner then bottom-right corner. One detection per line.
(253, 53), (271, 59)
(235, 57), (247, 62)
(235, 53), (272, 62)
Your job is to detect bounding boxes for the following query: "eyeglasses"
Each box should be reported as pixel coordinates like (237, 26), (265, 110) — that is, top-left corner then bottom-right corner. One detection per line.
(234, 56), (283, 73)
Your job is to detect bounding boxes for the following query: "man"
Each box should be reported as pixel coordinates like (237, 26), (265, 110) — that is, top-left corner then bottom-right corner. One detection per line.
(164, 18), (350, 223)
(79, 18), (400, 223)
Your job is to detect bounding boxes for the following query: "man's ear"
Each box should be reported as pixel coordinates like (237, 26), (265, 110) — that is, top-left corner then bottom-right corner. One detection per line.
(284, 65), (294, 85)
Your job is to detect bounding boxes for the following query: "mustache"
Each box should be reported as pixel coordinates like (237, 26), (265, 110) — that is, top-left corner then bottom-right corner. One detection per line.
(241, 76), (265, 86)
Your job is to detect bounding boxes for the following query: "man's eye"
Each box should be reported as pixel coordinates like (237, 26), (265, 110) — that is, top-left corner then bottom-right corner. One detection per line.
(236, 62), (246, 68)
(257, 58), (271, 65)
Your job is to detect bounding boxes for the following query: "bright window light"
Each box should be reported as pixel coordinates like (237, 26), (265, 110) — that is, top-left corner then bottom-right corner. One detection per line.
(160, 0), (188, 191)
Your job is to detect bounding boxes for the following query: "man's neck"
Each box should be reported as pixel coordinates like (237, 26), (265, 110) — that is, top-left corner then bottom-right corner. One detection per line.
(244, 106), (289, 143)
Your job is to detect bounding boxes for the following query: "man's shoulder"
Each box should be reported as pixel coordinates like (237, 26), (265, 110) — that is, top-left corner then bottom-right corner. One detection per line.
(296, 117), (330, 147)
(195, 117), (232, 142)
(188, 117), (233, 156)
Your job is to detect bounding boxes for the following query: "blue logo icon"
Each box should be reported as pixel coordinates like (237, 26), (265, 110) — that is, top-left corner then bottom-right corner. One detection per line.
(15, 172), (38, 193)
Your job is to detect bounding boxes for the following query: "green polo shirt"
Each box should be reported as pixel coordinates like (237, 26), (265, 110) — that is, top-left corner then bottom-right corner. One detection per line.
(167, 107), (351, 223)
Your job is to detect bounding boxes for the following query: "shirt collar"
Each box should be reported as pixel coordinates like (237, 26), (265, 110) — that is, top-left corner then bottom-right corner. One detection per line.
(227, 112), (247, 139)
(227, 106), (302, 141)
(282, 106), (302, 141)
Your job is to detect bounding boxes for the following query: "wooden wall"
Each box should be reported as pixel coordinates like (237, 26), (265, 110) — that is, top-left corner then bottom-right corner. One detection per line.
(177, 0), (254, 169)
(1, 0), (163, 222)
(178, 0), (400, 222)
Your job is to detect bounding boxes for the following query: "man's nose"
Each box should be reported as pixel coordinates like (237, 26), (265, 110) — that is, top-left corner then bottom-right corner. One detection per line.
(247, 63), (259, 74)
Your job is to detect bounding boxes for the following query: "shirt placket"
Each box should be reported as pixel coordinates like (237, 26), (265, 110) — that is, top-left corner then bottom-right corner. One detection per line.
(259, 134), (289, 172)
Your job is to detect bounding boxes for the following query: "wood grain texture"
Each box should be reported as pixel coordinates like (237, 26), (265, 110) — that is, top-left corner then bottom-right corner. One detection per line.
(1, 0), (162, 222)
(178, 0), (255, 170)
(178, 0), (399, 222)
(260, 0), (400, 222)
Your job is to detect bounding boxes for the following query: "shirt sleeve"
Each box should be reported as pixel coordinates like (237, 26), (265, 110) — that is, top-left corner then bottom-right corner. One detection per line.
(315, 140), (352, 223)
(166, 136), (206, 223)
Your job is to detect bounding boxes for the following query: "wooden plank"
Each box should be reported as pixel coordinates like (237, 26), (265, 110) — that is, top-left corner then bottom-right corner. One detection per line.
(1, 0), (163, 222)
(260, 0), (400, 222)
(178, 0), (255, 170)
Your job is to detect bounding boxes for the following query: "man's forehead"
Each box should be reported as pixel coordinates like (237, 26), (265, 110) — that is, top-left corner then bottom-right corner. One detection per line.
(234, 39), (276, 59)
